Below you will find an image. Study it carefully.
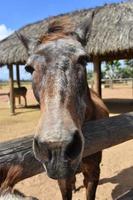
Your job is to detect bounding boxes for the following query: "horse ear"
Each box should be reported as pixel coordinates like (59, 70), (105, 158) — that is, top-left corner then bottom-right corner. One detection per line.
(75, 11), (94, 45)
(15, 32), (37, 56)
(15, 32), (31, 55)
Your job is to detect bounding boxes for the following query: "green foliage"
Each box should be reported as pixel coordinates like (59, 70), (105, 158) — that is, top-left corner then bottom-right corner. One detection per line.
(123, 59), (133, 78)
(104, 60), (121, 79)
(103, 60), (133, 79)
(87, 70), (93, 80)
(124, 59), (133, 68)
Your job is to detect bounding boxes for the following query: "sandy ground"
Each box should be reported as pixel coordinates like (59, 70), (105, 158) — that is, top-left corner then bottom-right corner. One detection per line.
(0, 84), (133, 200)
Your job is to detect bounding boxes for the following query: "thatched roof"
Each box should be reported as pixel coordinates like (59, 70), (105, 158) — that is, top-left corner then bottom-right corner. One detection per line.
(87, 1), (133, 61)
(0, 2), (133, 66)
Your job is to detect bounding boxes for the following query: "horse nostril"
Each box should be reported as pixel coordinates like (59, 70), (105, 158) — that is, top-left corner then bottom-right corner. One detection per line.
(33, 137), (52, 162)
(65, 131), (83, 160)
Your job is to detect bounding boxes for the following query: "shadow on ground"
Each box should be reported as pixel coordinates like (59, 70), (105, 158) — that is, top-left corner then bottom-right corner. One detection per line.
(13, 104), (40, 115)
(17, 104), (40, 109)
(99, 166), (133, 199)
(104, 99), (133, 114)
(14, 99), (133, 115)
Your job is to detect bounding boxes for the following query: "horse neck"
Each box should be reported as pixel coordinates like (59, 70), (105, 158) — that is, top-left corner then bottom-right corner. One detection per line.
(85, 87), (109, 122)
(84, 86), (95, 122)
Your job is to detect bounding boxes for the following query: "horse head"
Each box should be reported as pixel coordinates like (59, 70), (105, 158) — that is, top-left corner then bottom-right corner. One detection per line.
(17, 13), (94, 179)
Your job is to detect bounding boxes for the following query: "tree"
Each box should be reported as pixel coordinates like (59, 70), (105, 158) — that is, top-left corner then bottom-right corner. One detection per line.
(104, 60), (122, 79)
(122, 59), (133, 78)
(104, 60), (121, 88)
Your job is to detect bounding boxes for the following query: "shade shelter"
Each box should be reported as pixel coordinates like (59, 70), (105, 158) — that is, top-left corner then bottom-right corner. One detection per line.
(0, 2), (133, 114)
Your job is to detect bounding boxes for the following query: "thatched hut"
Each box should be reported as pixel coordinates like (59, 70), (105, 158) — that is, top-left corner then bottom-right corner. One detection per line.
(0, 1), (133, 114)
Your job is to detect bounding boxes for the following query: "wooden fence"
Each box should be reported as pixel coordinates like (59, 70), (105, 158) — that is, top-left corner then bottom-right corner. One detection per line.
(0, 112), (133, 181)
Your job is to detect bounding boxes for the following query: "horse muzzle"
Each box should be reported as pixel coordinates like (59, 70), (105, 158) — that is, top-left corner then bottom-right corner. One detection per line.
(43, 158), (78, 179)
(33, 130), (83, 179)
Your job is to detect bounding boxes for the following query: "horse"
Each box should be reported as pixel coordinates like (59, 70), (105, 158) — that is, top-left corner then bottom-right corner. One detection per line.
(0, 165), (38, 200)
(8, 86), (27, 107)
(17, 12), (109, 200)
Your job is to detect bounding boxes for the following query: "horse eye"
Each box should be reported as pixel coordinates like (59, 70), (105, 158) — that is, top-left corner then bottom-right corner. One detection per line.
(25, 65), (34, 74)
(77, 55), (89, 66)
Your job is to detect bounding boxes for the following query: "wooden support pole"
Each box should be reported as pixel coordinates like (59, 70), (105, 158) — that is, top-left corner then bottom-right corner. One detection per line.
(93, 57), (102, 97)
(16, 64), (21, 104)
(0, 112), (133, 181)
(9, 65), (15, 115)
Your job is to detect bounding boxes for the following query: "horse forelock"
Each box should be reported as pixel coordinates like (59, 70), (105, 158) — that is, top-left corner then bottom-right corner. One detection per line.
(39, 16), (74, 44)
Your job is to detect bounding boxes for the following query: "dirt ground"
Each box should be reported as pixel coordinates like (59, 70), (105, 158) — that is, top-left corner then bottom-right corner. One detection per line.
(0, 84), (133, 200)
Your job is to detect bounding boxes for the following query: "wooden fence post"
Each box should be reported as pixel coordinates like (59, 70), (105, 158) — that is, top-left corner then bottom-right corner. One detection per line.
(16, 64), (21, 104)
(8, 65), (15, 115)
(93, 57), (102, 97)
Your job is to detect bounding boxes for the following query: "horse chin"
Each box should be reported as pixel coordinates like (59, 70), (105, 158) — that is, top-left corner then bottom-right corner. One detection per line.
(46, 168), (75, 179)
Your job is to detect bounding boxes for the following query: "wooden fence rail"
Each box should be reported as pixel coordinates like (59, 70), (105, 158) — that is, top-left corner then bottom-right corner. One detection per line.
(0, 112), (133, 181)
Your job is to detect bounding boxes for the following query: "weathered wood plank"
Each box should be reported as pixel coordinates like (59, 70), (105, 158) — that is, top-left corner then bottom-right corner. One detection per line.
(0, 112), (133, 181)
(83, 112), (133, 157)
(0, 135), (43, 180)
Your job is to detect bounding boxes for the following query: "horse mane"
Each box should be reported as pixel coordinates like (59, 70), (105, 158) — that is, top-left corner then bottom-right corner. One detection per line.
(40, 16), (74, 43)
(0, 165), (22, 193)
(0, 166), (39, 200)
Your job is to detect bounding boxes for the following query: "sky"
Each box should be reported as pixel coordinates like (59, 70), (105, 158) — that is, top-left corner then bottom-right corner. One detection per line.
(0, 0), (124, 80)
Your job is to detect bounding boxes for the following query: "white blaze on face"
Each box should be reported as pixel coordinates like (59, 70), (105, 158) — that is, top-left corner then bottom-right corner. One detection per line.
(34, 38), (86, 145)
(38, 62), (76, 143)
(38, 102), (77, 144)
